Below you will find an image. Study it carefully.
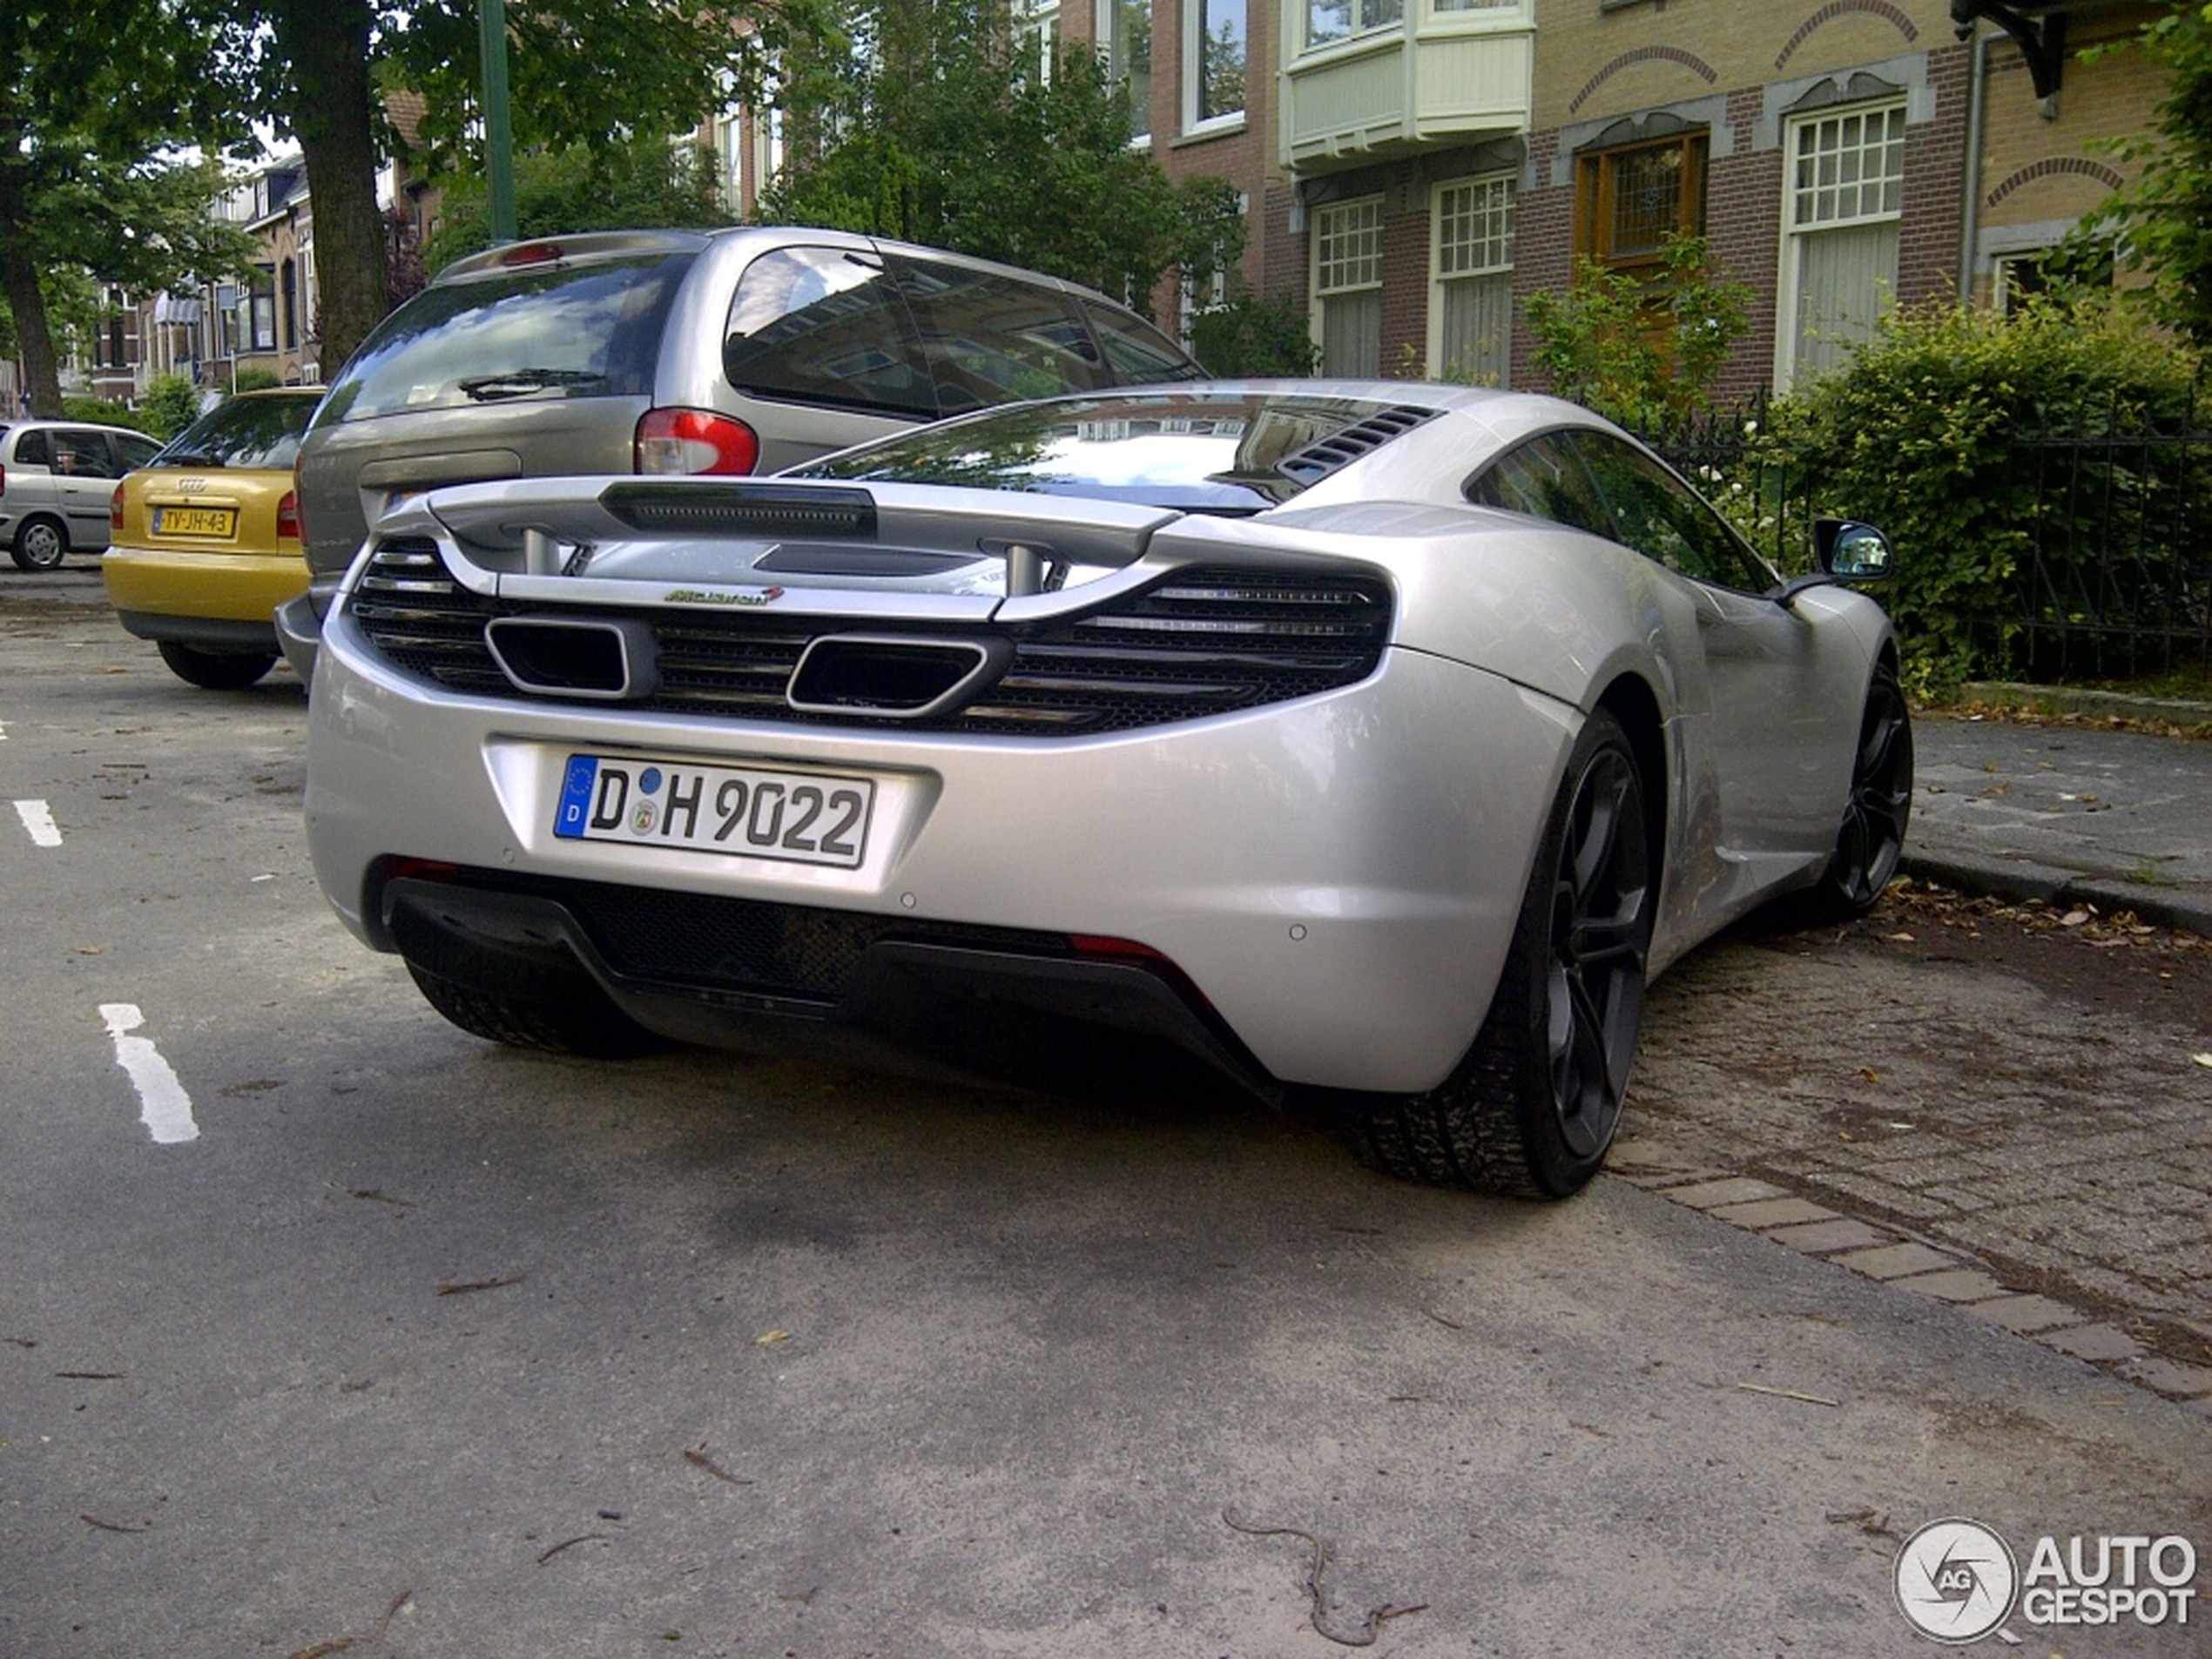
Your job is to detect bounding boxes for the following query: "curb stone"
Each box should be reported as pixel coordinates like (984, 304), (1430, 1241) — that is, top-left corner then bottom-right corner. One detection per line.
(1617, 1156), (2212, 1408)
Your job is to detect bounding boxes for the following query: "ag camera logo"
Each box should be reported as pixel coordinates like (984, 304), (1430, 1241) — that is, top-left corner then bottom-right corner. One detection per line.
(1894, 1518), (2199, 1643)
(1894, 1519), (2018, 1643)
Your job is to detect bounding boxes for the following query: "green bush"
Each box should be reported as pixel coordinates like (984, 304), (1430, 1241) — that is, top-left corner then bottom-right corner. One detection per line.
(1760, 294), (2202, 696)
(1188, 290), (1320, 377)
(141, 374), (203, 440)
(62, 396), (154, 433)
(231, 367), (282, 394)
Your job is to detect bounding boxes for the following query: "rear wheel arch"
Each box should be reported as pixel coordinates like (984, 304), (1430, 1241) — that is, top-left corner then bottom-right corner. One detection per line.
(1594, 672), (1668, 896)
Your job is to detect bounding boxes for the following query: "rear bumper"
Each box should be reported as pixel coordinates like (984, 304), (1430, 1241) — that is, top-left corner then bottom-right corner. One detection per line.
(307, 607), (1579, 1094)
(274, 585), (333, 684)
(103, 543), (304, 637)
(384, 872), (1281, 1099)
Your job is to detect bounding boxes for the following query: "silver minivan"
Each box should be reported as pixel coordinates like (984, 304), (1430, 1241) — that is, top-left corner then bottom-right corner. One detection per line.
(283, 227), (1202, 674)
(1, 420), (165, 569)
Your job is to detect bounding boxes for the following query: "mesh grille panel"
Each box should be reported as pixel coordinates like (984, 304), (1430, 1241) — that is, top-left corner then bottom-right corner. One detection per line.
(348, 537), (1392, 735)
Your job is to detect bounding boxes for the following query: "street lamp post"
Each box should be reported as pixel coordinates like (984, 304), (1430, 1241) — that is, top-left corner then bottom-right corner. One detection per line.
(479, 0), (516, 242)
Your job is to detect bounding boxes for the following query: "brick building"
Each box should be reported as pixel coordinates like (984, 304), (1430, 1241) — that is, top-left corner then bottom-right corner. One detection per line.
(1040, 0), (2166, 396)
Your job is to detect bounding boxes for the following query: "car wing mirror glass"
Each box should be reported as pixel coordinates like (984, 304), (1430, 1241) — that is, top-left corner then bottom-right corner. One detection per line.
(1814, 518), (1893, 582)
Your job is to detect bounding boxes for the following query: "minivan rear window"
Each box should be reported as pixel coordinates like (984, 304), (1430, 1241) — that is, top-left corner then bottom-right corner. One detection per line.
(891, 259), (1107, 414)
(320, 253), (692, 423)
(724, 246), (935, 421)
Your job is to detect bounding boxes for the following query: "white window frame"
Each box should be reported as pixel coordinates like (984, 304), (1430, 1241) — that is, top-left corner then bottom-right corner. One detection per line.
(1180, 190), (1249, 348)
(1427, 172), (1514, 382)
(1776, 98), (1905, 388)
(1312, 195), (1384, 376)
(1018, 0), (1061, 82)
(1184, 0), (1246, 134)
(1100, 0), (1152, 144)
(1303, 0), (1403, 55)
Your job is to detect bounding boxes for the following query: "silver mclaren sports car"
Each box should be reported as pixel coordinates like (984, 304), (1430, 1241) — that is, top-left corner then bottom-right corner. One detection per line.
(303, 382), (1911, 1197)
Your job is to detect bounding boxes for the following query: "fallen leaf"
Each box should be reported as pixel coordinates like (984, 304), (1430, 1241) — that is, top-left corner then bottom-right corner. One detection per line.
(2193, 1054), (2212, 1069)
(1885, 932), (1915, 942)
(2059, 909), (2091, 927)
(755, 1329), (791, 1345)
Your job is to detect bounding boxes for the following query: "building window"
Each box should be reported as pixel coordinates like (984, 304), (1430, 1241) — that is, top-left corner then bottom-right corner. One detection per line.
(1103, 0), (1151, 141)
(1018, 0), (1060, 82)
(250, 273), (277, 352)
(1305, 0), (1401, 51)
(281, 257), (299, 351)
(1186, 0), (1244, 127)
(1779, 100), (1904, 385)
(1180, 191), (1248, 347)
(1431, 173), (1514, 384)
(1577, 132), (1706, 271)
(1994, 245), (2112, 313)
(1312, 196), (1383, 376)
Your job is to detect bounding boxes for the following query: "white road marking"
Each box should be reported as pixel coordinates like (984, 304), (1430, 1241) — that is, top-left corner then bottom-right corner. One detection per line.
(14, 799), (61, 846)
(99, 1004), (199, 1144)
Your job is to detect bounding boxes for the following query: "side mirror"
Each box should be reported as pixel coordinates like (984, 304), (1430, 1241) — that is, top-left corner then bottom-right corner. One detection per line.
(1814, 518), (1894, 583)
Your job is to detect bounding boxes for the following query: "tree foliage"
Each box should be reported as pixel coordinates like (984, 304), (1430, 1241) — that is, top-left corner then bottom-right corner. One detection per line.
(1521, 233), (1752, 428)
(757, 0), (1242, 315)
(207, 0), (801, 373)
(2061, 5), (2212, 348)
(0, 0), (259, 414)
(420, 135), (725, 273)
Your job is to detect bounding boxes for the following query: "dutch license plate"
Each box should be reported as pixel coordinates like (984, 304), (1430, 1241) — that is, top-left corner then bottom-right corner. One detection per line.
(555, 754), (875, 869)
(152, 506), (236, 537)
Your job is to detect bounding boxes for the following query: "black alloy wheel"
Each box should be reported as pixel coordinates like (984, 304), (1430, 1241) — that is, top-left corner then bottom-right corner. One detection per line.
(1333, 707), (1654, 1198)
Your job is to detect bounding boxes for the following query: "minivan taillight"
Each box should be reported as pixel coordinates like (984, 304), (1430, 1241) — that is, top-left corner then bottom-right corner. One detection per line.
(277, 489), (301, 542)
(636, 408), (760, 476)
(111, 482), (125, 532)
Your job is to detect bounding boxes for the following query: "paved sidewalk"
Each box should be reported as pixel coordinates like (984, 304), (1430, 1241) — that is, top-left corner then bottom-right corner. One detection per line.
(1904, 702), (2212, 934)
(1615, 691), (2212, 1412)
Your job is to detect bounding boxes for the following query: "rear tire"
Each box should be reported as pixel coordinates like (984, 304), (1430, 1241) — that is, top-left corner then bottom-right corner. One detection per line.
(1332, 708), (1653, 1198)
(158, 640), (278, 690)
(403, 959), (666, 1058)
(10, 516), (67, 570)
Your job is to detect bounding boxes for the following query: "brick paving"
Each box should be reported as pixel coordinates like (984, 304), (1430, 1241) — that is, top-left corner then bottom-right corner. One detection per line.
(1611, 920), (2212, 1409)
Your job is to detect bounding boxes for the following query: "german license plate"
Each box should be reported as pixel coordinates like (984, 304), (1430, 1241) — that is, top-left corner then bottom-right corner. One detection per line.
(152, 506), (237, 536)
(554, 754), (875, 868)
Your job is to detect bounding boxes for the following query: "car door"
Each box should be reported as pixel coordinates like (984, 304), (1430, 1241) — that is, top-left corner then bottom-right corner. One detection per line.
(1564, 430), (1843, 860)
(51, 428), (129, 550)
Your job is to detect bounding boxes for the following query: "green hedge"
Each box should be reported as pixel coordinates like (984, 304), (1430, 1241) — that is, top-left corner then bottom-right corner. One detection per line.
(1750, 297), (2204, 696)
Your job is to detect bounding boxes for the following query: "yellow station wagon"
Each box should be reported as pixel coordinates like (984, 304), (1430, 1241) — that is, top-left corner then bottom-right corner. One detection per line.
(105, 387), (325, 688)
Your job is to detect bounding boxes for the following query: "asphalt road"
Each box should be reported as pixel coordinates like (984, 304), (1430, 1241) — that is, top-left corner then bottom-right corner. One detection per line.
(3, 568), (2207, 1657)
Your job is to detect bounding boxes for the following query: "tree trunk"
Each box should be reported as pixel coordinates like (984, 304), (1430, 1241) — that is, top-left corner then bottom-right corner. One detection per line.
(0, 158), (63, 416)
(272, 0), (391, 378)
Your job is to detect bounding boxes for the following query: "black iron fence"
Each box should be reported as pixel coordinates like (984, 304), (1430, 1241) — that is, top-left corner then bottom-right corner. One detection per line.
(1639, 397), (2212, 683)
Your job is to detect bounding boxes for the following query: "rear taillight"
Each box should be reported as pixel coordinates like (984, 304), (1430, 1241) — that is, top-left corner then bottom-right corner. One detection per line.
(277, 489), (301, 542)
(635, 408), (760, 476)
(111, 482), (125, 532)
(0, 462), (8, 496)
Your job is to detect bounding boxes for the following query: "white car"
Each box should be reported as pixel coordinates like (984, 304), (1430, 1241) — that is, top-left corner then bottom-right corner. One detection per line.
(1, 418), (164, 569)
(303, 383), (1911, 1197)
